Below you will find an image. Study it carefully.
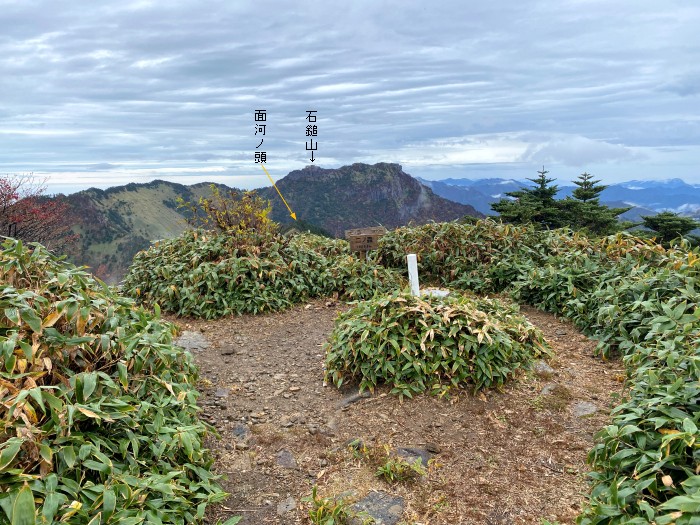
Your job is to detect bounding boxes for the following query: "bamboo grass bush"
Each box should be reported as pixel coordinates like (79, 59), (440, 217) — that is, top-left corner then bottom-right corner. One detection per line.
(324, 291), (550, 398)
(0, 239), (227, 524)
(124, 230), (403, 319)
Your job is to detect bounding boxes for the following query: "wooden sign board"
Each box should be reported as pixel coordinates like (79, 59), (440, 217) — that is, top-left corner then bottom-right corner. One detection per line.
(345, 226), (387, 252)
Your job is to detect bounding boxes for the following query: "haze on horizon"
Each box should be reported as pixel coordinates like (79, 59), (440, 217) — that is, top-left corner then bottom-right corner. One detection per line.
(1, 0), (698, 195)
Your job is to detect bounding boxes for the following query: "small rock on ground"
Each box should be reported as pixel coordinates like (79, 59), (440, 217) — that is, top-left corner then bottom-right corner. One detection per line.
(541, 383), (557, 395)
(572, 401), (598, 417)
(395, 447), (432, 467)
(174, 331), (210, 352)
(276, 496), (296, 515)
(275, 449), (298, 469)
(232, 423), (250, 441)
(533, 360), (555, 376)
(214, 388), (230, 398)
(349, 491), (404, 525)
(338, 390), (372, 408)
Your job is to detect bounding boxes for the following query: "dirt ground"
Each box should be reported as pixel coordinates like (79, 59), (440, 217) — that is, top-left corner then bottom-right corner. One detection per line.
(172, 299), (625, 525)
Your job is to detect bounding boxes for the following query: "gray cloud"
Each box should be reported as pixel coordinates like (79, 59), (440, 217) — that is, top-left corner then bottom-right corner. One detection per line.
(0, 0), (698, 191)
(519, 134), (641, 166)
(85, 162), (120, 171)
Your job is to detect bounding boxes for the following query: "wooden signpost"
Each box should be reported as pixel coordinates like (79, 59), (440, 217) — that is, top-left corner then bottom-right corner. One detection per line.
(345, 226), (387, 257)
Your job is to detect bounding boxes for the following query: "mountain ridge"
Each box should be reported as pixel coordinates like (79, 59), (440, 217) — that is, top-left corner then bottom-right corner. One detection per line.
(60, 163), (481, 282)
(262, 163), (480, 236)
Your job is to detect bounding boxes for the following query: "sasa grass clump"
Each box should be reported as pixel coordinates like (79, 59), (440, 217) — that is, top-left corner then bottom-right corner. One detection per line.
(0, 239), (227, 524)
(124, 230), (402, 318)
(324, 291), (550, 398)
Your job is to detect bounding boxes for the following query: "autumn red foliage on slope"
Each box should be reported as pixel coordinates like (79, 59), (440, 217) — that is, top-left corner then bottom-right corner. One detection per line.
(0, 173), (76, 251)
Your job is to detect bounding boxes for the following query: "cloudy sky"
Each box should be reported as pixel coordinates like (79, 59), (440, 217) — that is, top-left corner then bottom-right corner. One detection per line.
(1, 0), (699, 194)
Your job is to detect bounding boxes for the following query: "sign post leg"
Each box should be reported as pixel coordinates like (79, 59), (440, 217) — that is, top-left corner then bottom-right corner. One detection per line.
(407, 253), (419, 296)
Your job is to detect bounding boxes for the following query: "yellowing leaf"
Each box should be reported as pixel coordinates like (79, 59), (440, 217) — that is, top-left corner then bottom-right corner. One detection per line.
(41, 311), (62, 329)
(76, 315), (87, 336)
(162, 381), (175, 396)
(23, 403), (38, 424)
(76, 407), (100, 419)
(62, 500), (82, 520)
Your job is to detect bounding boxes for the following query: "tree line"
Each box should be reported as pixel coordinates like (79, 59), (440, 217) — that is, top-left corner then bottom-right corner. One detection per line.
(490, 167), (700, 246)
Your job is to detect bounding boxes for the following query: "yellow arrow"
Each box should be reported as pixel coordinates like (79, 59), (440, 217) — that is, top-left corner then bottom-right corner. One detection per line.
(260, 164), (297, 220)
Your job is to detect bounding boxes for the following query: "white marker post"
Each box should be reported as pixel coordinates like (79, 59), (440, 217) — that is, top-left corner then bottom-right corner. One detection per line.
(407, 253), (420, 296)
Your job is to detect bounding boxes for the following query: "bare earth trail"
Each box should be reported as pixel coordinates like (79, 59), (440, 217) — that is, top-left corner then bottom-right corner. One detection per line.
(172, 300), (624, 525)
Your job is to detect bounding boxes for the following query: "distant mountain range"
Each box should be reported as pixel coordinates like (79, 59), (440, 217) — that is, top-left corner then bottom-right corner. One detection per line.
(61, 163), (480, 282)
(416, 178), (526, 215)
(418, 176), (700, 221)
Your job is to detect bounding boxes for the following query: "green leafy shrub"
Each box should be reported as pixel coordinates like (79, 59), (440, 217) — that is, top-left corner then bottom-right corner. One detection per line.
(177, 184), (279, 240)
(573, 261), (700, 523)
(0, 239), (226, 524)
(324, 291), (549, 398)
(347, 442), (429, 485)
(511, 252), (599, 315)
(376, 220), (588, 293)
(302, 486), (353, 525)
(488, 232), (700, 523)
(124, 231), (403, 318)
(374, 454), (426, 484)
(582, 373), (699, 524)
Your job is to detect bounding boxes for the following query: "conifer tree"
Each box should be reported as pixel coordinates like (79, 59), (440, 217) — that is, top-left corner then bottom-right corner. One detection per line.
(527, 166), (559, 203)
(492, 169), (629, 235)
(642, 211), (699, 245)
(491, 167), (564, 229)
(571, 172), (606, 203)
(563, 172), (629, 235)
